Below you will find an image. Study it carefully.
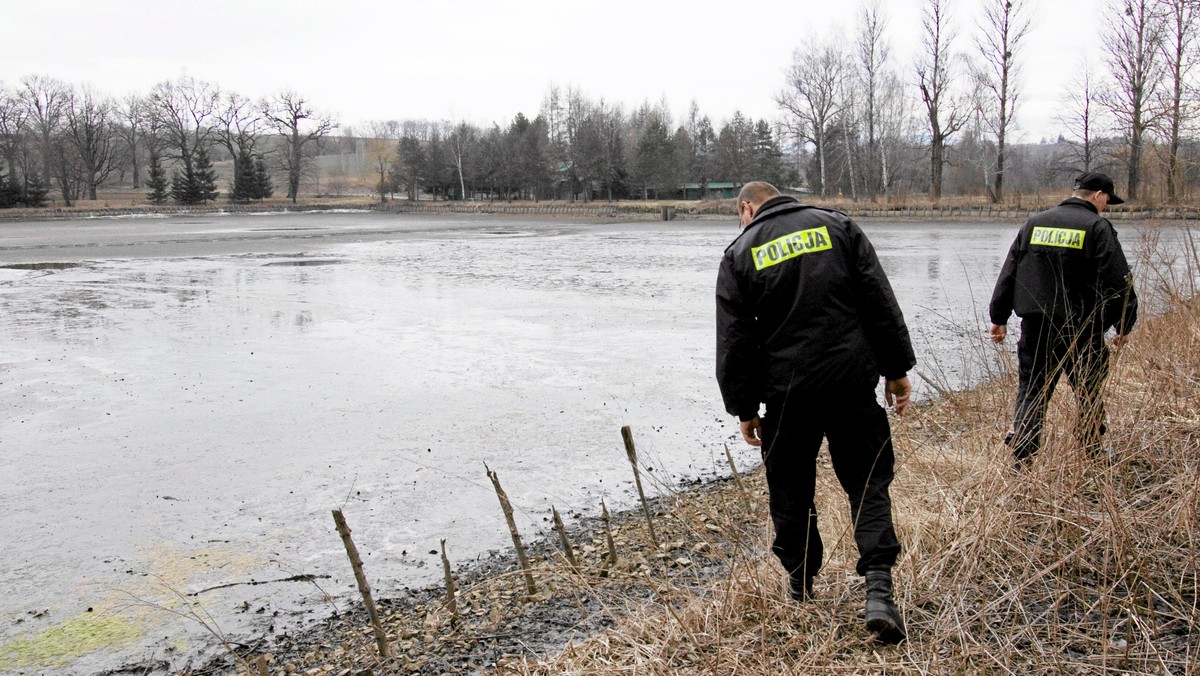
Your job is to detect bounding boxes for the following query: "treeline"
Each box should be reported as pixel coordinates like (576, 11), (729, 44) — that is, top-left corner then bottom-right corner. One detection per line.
(4, 0), (1200, 208)
(781, 0), (1200, 205)
(345, 93), (790, 204)
(0, 75), (335, 208)
(353, 0), (1200, 206)
(333, 0), (1200, 207)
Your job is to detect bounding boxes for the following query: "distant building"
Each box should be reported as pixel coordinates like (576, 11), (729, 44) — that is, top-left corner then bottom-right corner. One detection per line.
(681, 182), (741, 200)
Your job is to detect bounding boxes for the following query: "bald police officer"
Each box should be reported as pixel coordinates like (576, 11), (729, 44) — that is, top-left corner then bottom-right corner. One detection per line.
(716, 181), (915, 644)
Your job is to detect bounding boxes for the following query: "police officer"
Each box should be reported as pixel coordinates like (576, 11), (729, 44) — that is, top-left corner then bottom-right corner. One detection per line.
(989, 172), (1138, 466)
(716, 181), (915, 644)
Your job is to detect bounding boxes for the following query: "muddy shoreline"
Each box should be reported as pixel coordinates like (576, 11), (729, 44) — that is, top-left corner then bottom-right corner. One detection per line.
(139, 474), (757, 676)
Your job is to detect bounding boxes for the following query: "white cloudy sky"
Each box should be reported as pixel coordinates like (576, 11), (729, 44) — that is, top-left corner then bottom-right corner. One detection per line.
(4, 0), (1105, 141)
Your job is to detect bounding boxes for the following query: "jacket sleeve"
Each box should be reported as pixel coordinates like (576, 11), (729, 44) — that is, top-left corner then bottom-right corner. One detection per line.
(989, 232), (1022, 325)
(847, 221), (916, 380)
(1093, 220), (1139, 334)
(715, 252), (762, 420)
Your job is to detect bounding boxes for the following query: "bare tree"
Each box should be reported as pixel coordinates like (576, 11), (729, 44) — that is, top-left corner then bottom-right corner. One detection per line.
(956, 77), (995, 196)
(0, 84), (31, 186)
(1057, 61), (1108, 175)
(975, 0), (1032, 203)
(837, 87), (862, 201)
(446, 121), (475, 200)
(778, 39), (851, 197)
(596, 101), (628, 201)
(63, 86), (119, 200)
(214, 91), (264, 164)
(1102, 0), (1167, 201)
(365, 121), (396, 205)
(856, 0), (891, 198)
(1157, 0), (1200, 203)
(114, 93), (147, 188)
(875, 70), (914, 197)
(263, 91), (337, 203)
(915, 0), (967, 201)
(21, 74), (68, 201)
(148, 75), (220, 175)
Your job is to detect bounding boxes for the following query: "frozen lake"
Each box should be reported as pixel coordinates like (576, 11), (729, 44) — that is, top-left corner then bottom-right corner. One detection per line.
(0, 211), (1188, 672)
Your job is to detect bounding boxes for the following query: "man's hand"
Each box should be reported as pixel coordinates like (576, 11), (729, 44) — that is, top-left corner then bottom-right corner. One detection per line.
(885, 376), (912, 416)
(740, 416), (763, 447)
(990, 324), (1007, 343)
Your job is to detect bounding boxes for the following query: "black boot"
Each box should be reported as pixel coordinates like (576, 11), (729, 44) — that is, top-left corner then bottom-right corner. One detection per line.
(788, 574), (814, 602)
(864, 567), (906, 644)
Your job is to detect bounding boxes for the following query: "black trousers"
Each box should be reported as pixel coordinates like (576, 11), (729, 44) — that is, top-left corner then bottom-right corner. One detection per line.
(759, 388), (902, 580)
(1009, 316), (1109, 461)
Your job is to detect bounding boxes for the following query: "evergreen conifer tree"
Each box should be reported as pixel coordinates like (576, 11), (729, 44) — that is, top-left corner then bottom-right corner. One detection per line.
(0, 169), (14, 208)
(253, 156), (273, 200)
(230, 149), (255, 203)
(146, 152), (170, 205)
(193, 147), (219, 203)
(170, 168), (191, 204)
(22, 173), (48, 207)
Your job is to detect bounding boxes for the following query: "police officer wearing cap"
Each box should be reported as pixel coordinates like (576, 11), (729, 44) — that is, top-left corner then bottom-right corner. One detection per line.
(989, 172), (1139, 466)
(716, 181), (915, 644)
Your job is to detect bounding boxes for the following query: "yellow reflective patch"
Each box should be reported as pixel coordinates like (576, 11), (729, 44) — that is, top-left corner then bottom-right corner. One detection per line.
(751, 226), (833, 270)
(1030, 226), (1085, 250)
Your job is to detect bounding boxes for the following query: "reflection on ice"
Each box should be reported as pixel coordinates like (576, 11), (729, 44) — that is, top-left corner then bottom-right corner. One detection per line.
(261, 259), (346, 267)
(249, 227), (330, 232)
(1, 262), (80, 270)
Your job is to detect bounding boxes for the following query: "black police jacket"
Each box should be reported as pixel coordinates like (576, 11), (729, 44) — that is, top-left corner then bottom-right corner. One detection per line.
(989, 197), (1138, 334)
(715, 196), (916, 421)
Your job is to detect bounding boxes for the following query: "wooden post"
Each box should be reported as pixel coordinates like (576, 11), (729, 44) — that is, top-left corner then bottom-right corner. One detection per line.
(440, 539), (460, 626)
(551, 506), (579, 572)
(724, 443), (752, 514)
(620, 425), (660, 548)
(485, 463), (538, 596)
(330, 509), (391, 659)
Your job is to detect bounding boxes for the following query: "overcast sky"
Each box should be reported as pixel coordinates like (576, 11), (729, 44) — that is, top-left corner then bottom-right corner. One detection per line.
(4, 0), (1105, 142)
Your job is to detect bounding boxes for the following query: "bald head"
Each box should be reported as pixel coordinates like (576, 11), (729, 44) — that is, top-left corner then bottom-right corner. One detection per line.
(738, 181), (781, 208)
(737, 181), (782, 228)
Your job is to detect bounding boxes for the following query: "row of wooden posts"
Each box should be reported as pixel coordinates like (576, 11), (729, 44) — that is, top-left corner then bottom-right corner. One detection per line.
(328, 425), (751, 661)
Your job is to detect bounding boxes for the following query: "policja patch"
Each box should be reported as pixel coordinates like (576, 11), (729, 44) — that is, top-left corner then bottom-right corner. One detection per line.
(751, 226), (833, 270)
(1030, 227), (1086, 250)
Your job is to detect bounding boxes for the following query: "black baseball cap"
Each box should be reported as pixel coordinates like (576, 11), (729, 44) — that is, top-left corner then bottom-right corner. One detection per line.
(1075, 172), (1125, 205)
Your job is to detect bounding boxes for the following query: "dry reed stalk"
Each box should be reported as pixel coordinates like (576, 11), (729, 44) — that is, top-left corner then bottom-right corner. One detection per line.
(439, 538), (459, 626)
(723, 443), (751, 514)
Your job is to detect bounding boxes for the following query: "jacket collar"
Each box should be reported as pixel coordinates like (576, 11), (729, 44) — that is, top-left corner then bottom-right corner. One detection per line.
(1058, 196), (1099, 214)
(726, 196), (811, 252)
(744, 195), (804, 231)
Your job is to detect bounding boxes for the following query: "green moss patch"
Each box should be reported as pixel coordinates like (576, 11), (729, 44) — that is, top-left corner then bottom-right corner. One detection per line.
(0, 612), (142, 669)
